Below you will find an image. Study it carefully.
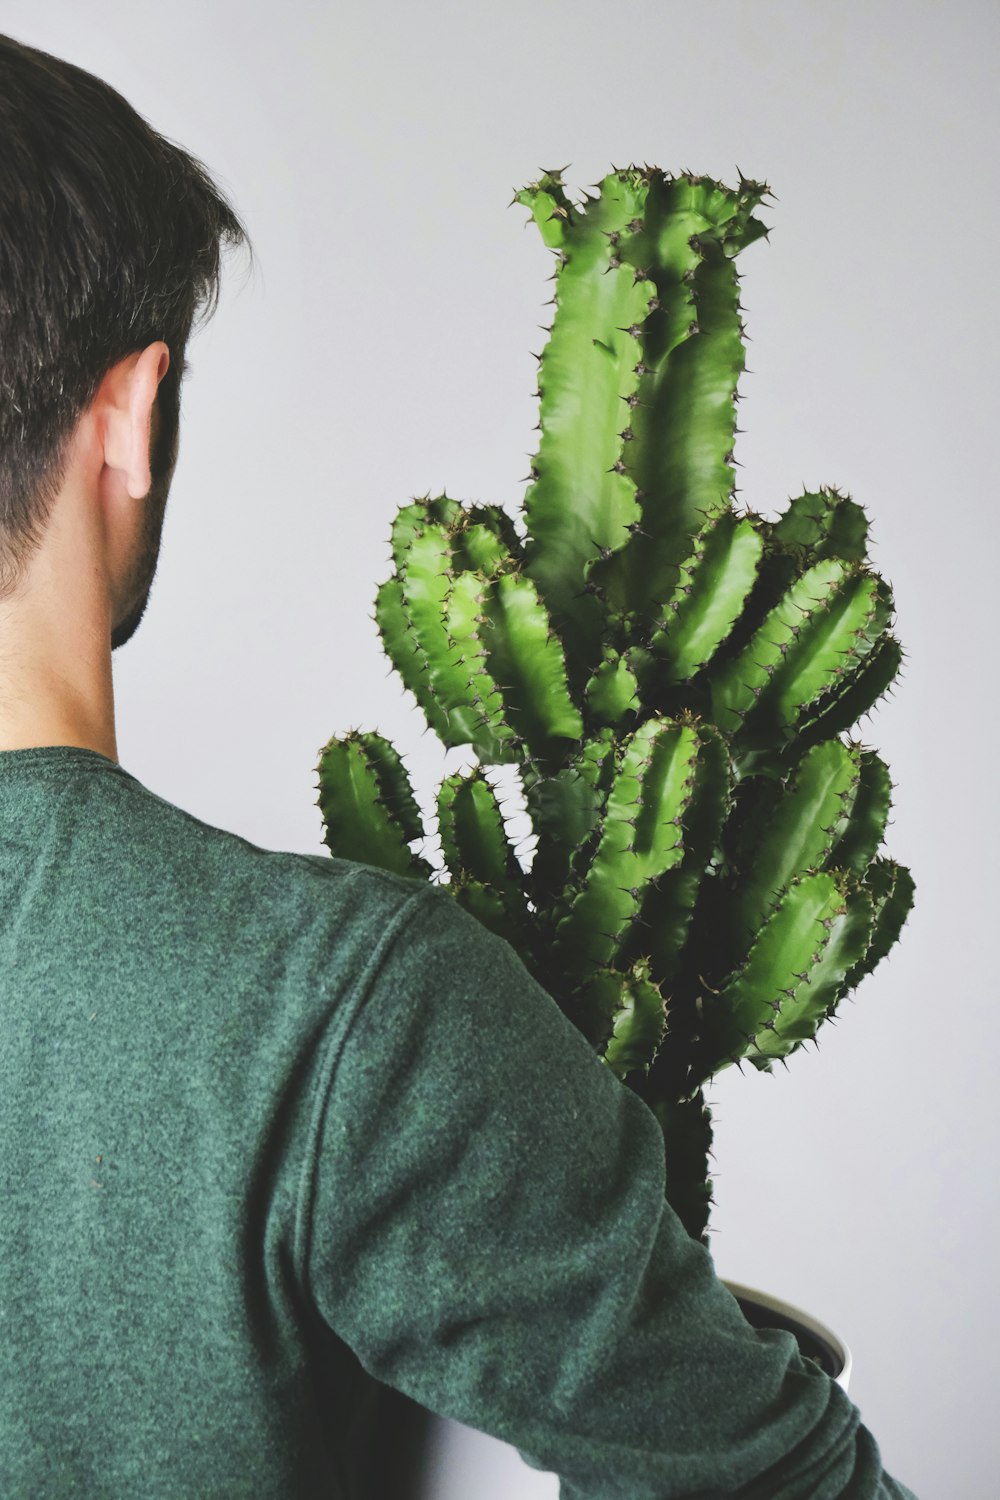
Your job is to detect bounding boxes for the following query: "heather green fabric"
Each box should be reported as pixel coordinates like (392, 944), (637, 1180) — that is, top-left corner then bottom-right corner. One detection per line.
(0, 745), (917, 1499)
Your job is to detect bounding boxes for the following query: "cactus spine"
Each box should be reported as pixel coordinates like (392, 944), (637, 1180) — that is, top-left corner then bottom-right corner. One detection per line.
(315, 166), (915, 1244)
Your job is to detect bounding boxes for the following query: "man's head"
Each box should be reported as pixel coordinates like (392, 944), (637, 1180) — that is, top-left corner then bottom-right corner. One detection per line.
(0, 34), (252, 642)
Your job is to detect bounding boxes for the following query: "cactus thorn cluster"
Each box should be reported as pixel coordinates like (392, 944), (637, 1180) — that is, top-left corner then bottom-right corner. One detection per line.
(315, 165), (914, 1244)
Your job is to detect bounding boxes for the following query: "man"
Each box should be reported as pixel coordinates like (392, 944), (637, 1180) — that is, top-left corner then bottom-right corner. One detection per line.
(0, 33), (918, 1499)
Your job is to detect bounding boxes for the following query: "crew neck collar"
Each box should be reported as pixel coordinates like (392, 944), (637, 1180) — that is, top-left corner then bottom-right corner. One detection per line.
(0, 745), (127, 776)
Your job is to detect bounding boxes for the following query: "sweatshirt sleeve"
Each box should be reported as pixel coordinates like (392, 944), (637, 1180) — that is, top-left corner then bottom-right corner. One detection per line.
(301, 884), (918, 1500)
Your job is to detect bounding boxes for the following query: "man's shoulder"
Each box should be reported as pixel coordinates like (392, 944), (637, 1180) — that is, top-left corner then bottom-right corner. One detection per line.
(108, 761), (435, 940)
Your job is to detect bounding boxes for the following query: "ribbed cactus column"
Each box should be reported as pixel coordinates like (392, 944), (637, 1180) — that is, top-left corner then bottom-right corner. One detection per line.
(315, 166), (915, 1245)
(518, 169), (770, 650)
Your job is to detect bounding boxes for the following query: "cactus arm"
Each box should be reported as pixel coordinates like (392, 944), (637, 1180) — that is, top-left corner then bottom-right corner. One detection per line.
(646, 511), (765, 685)
(828, 749), (893, 877)
(710, 558), (851, 734)
(728, 740), (861, 947)
(771, 486), (871, 564)
(442, 569), (523, 763)
(316, 731), (434, 880)
(747, 879), (875, 1063)
(634, 230), (744, 538)
(603, 978), (668, 1081)
(718, 904), (874, 1072)
(374, 576), (455, 744)
(584, 649), (641, 727)
(551, 719), (700, 977)
(380, 496), (526, 754)
(770, 489), (840, 553)
(573, 957), (668, 1080)
(514, 168), (577, 250)
(355, 730), (426, 844)
(436, 767), (529, 926)
(481, 571), (584, 754)
(785, 570), (893, 750)
(453, 524), (509, 577)
(594, 175), (771, 623)
(387, 499), (429, 571)
(845, 857), (916, 987)
(798, 570), (894, 710)
(692, 871), (847, 1083)
(446, 873), (529, 952)
(861, 574), (895, 647)
(793, 633), (905, 750)
(395, 521), (484, 745)
(523, 729), (616, 898)
(396, 520), (456, 654)
(389, 494), (465, 571)
(454, 507), (521, 573)
(519, 172), (658, 675)
(711, 559), (883, 747)
(395, 523), (521, 757)
(622, 721), (731, 984)
(759, 571), (882, 734)
(744, 492), (889, 635)
(824, 494), (873, 561)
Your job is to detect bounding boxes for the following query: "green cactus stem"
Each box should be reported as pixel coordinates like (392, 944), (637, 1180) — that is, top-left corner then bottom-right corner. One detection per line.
(829, 750), (893, 877)
(480, 570), (583, 757)
(522, 728), (616, 895)
(709, 560), (880, 740)
(726, 739), (862, 950)
(584, 172), (772, 628)
(316, 730), (433, 881)
(690, 870), (871, 1083)
(437, 766), (532, 952)
(517, 171), (657, 683)
(645, 509), (765, 687)
(548, 717), (700, 979)
(584, 647), (641, 728)
(845, 857), (915, 990)
(574, 956), (668, 1079)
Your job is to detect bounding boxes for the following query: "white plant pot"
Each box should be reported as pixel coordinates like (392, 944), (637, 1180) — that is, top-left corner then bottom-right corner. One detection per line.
(722, 1279), (853, 1393)
(395, 1280), (852, 1498)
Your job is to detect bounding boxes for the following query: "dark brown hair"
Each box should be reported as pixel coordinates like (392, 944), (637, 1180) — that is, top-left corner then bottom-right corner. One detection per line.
(0, 34), (253, 595)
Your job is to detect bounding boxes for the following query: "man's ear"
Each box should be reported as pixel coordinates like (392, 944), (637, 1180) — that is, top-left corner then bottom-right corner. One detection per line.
(100, 342), (171, 500)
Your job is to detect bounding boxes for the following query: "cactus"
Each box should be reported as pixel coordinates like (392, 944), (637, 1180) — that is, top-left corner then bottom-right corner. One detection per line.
(314, 165), (915, 1245)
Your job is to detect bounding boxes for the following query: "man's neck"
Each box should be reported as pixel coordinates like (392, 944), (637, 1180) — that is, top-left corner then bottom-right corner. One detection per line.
(0, 492), (118, 762)
(0, 649), (118, 761)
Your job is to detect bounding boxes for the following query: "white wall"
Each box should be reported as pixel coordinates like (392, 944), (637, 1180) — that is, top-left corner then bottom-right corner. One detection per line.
(2, 2), (995, 1494)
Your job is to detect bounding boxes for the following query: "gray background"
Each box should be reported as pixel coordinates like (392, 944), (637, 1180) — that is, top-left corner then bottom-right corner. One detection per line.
(2, 1), (996, 1494)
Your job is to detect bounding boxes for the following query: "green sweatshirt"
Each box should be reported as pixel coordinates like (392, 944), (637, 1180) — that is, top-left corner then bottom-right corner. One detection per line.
(0, 745), (916, 1499)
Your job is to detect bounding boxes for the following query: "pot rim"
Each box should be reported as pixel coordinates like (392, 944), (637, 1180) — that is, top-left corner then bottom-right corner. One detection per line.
(722, 1279), (853, 1393)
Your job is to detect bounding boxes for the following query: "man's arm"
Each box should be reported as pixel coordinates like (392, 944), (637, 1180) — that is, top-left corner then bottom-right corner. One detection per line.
(300, 883), (918, 1499)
